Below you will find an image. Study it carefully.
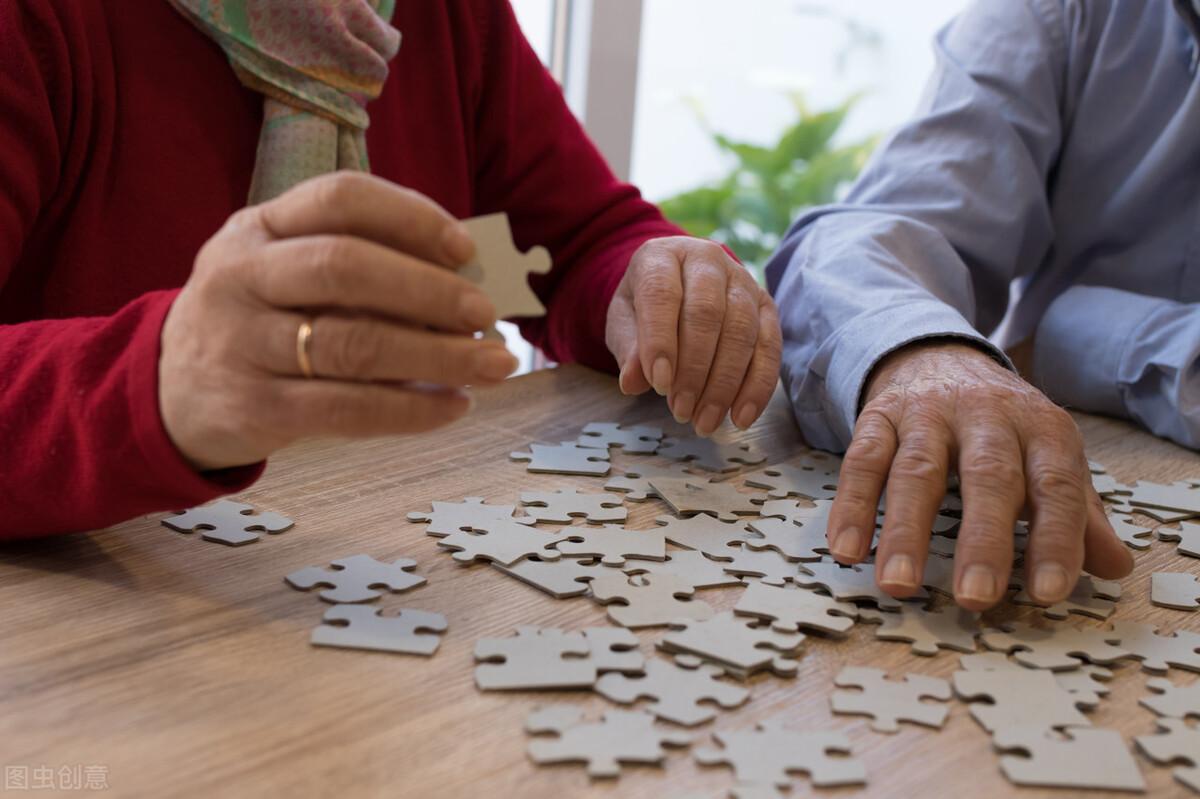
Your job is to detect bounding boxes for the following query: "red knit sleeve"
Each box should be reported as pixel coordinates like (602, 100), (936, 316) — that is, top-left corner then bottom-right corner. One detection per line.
(0, 3), (260, 540)
(469, 0), (685, 372)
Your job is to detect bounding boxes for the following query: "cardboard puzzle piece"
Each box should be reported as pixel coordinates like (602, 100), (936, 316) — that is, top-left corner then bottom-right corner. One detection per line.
(1137, 718), (1200, 794)
(492, 555), (603, 598)
(757, 498), (829, 527)
(694, 719), (867, 788)
(590, 572), (714, 629)
(831, 667), (951, 733)
(734, 582), (857, 636)
(435, 519), (569, 566)
(659, 612), (804, 679)
(919, 555), (957, 597)
(1089, 461), (1130, 498)
(310, 606), (446, 655)
(519, 488), (627, 524)
(406, 497), (531, 537)
(656, 437), (766, 473)
(959, 652), (1112, 707)
(163, 499), (293, 546)
(1128, 480), (1200, 517)
(857, 604), (980, 656)
(604, 462), (695, 502)
(285, 554), (425, 603)
(1109, 513), (1154, 550)
(576, 422), (663, 454)
(1142, 677), (1200, 719)
(952, 669), (1092, 732)
(1109, 620), (1200, 673)
(1012, 574), (1123, 621)
(995, 727), (1145, 792)
(510, 442), (610, 476)
(1158, 522), (1200, 559)
(474, 625), (643, 690)
(745, 514), (830, 562)
(649, 476), (765, 522)
(981, 622), (1131, 671)
(742, 463), (837, 501)
(595, 659), (750, 726)
(796, 557), (928, 611)
(655, 514), (754, 559)
(582, 627), (647, 674)
(460, 213), (552, 320)
(554, 523), (667, 567)
(720, 544), (803, 587)
(525, 705), (691, 778)
(1152, 572), (1200, 610)
(623, 550), (744, 588)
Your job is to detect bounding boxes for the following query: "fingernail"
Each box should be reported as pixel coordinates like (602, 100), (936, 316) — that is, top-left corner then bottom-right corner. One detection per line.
(880, 554), (916, 588)
(831, 528), (864, 560)
(673, 392), (697, 423)
(459, 292), (495, 330)
(695, 404), (722, 437)
(473, 348), (518, 382)
(1033, 562), (1070, 601)
(733, 403), (758, 430)
(651, 357), (672, 396)
(443, 222), (475, 264)
(959, 565), (998, 604)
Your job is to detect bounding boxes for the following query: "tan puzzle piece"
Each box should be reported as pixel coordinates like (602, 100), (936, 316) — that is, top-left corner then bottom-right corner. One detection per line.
(656, 436), (766, 472)
(659, 612), (804, 679)
(590, 572), (714, 629)
(1109, 620), (1200, 673)
(694, 719), (867, 788)
(797, 557), (928, 610)
(745, 515), (829, 562)
(655, 513), (754, 559)
(649, 476), (765, 522)
(981, 622), (1131, 671)
(1012, 573), (1123, 620)
(1142, 677), (1200, 719)
(1128, 480), (1200, 517)
(285, 554), (425, 603)
(492, 555), (603, 598)
(831, 666), (951, 733)
(1109, 513), (1154, 550)
(310, 606), (446, 656)
(519, 488), (627, 524)
(857, 604), (980, 656)
(163, 499), (293, 546)
(525, 705), (691, 779)
(734, 581), (857, 636)
(623, 550), (744, 588)
(605, 462), (696, 502)
(435, 518), (569, 566)
(554, 523), (667, 567)
(460, 213), (551, 319)
(720, 544), (803, 586)
(952, 669), (1092, 732)
(1158, 521), (1200, 558)
(576, 422), (663, 454)
(407, 496), (531, 536)
(510, 442), (610, 475)
(959, 652), (1112, 707)
(595, 659), (750, 726)
(1152, 572), (1200, 610)
(996, 726), (1145, 792)
(1136, 718), (1200, 794)
(474, 625), (643, 690)
(742, 463), (837, 501)
(757, 498), (827, 526)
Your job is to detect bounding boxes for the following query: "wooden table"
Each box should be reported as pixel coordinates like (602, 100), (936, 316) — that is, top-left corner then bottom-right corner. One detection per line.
(2, 364), (1198, 798)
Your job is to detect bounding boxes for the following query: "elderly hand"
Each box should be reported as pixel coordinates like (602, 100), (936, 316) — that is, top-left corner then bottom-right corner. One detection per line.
(826, 340), (1133, 611)
(606, 237), (782, 436)
(159, 172), (517, 471)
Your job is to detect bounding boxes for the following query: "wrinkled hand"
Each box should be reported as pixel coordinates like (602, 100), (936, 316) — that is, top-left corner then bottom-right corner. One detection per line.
(160, 172), (517, 471)
(826, 340), (1133, 611)
(606, 237), (782, 436)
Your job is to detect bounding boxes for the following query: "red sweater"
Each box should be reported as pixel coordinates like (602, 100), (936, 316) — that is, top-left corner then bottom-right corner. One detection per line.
(0, 1), (680, 539)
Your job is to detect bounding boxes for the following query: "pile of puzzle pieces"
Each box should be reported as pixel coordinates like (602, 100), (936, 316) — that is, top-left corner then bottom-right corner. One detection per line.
(163, 421), (1200, 795)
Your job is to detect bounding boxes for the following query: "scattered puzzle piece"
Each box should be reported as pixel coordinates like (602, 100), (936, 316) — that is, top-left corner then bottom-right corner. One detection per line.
(1158, 521), (1200, 559)
(460, 213), (552, 319)
(694, 719), (867, 788)
(649, 476), (765, 522)
(655, 514), (753, 558)
(981, 622), (1131, 671)
(554, 523), (667, 567)
(576, 422), (663, 454)
(742, 463), (837, 501)
(734, 581), (856, 636)
(1153, 572), (1200, 610)
(656, 436), (766, 472)
(719, 543), (803, 586)
(285, 554), (425, 603)
(1012, 573), (1123, 620)
(1109, 620), (1200, 673)
(659, 612), (804, 679)
(492, 555), (603, 598)
(435, 518), (568, 566)
(757, 498), (829, 527)
(604, 462), (695, 501)
(745, 514), (830, 562)
(1142, 677), (1200, 719)
(474, 625), (643, 690)
(1127, 480), (1200, 517)
(590, 572), (714, 629)
(959, 652), (1112, 707)
(1136, 718), (1200, 794)
(1109, 513), (1154, 550)
(510, 442), (610, 475)
(595, 658), (750, 726)
(310, 606), (446, 655)
(857, 604), (980, 656)
(623, 550), (744, 588)
(831, 666), (951, 733)
(952, 668), (1092, 732)
(525, 705), (691, 778)
(796, 557), (928, 610)
(995, 726), (1145, 792)
(406, 497), (531, 536)
(163, 499), (293, 546)
(519, 488), (627, 524)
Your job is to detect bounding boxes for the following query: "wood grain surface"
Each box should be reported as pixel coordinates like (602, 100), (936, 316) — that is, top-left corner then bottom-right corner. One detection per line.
(2, 364), (1198, 798)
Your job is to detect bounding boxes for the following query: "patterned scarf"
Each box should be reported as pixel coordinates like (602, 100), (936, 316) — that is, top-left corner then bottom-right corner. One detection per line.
(168, 0), (402, 203)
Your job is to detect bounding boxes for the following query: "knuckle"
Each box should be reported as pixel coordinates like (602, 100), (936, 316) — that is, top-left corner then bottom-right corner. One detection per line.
(891, 447), (945, 486)
(325, 320), (385, 379)
(959, 449), (1024, 489)
(683, 293), (725, 333)
(313, 171), (365, 214)
(1029, 462), (1085, 501)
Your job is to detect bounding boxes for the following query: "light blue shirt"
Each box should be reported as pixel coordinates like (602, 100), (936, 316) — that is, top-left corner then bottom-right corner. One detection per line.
(766, 0), (1200, 451)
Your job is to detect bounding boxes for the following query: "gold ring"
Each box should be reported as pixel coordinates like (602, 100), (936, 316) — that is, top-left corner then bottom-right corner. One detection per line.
(296, 320), (315, 379)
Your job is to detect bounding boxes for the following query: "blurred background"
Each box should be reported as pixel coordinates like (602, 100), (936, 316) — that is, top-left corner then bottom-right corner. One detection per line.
(501, 0), (970, 368)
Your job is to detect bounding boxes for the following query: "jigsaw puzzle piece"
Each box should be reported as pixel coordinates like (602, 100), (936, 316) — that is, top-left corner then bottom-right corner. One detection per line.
(474, 626), (593, 690)
(952, 668), (1092, 732)
(460, 213), (552, 319)
(649, 476), (765, 521)
(733, 581), (857, 636)
(1109, 620), (1200, 673)
(1142, 677), (1200, 719)
(1152, 572), (1200, 610)
(595, 659), (749, 726)
(576, 422), (663, 454)
(310, 606), (446, 655)
(745, 514), (830, 562)
(996, 726), (1145, 792)
(1158, 521), (1200, 558)
(659, 612), (804, 679)
(1011, 573), (1122, 620)
(796, 557), (928, 610)
(525, 706), (692, 778)
(406, 497), (530, 536)
(285, 554), (425, 603)
(655, 514), (754, 559)
(436, 519), (569, 566)
(519, 488), (627, 524)
(981, 621), (1131, 671)
(656, 436), (766, 472)
(1136, 717), (1200, 793)
(604, 462), (696, 502)
(857, 604), (980, 656)
(163, 499), (293, 546)
(553, 523), (666, 567)
(830, 666), (951, 733)
(492, 555), (603, 598)
(590, 572), (713, 629)
(694, 719), (866, 788)
(623, 550), (744, 588)
(742, 463), (837, 501)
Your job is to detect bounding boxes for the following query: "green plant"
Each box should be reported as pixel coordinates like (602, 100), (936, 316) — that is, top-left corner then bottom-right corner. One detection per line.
(658, 93), (877, 280)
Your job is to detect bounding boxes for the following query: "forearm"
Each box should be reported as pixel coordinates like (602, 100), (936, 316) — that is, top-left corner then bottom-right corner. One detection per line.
(0, 290), (260, 539)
